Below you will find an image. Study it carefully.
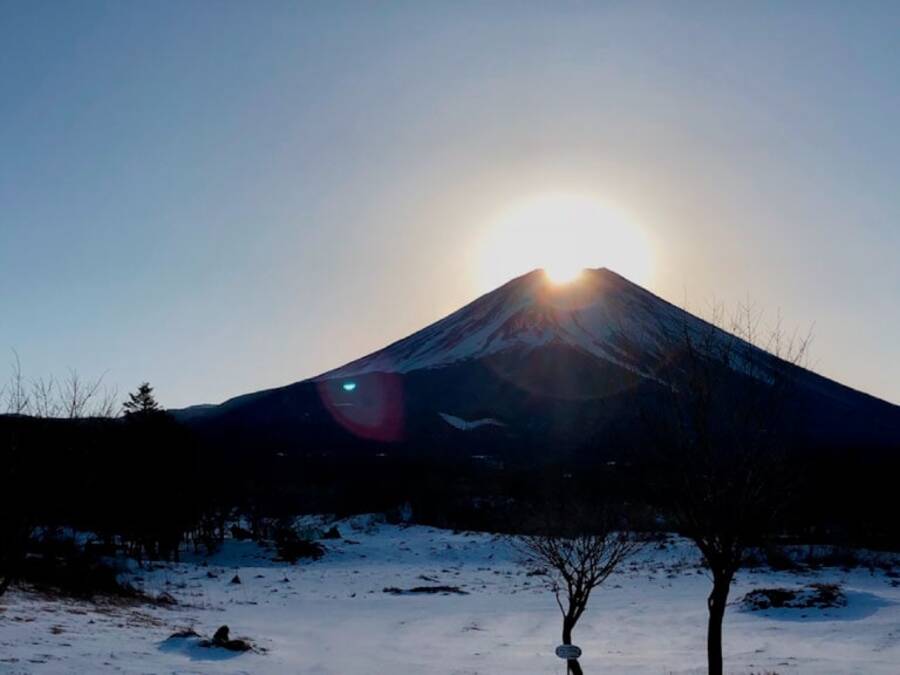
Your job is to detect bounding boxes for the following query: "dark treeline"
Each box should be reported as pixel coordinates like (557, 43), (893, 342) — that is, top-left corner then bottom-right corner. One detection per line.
(0, 413), (205, 577)
(0, 410), (897, 607)
(2, 410), (895, 567)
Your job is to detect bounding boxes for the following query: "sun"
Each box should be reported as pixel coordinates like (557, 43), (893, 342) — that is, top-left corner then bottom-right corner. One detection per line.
(544, 262), (585, 284)
(473, 192), (653, 290)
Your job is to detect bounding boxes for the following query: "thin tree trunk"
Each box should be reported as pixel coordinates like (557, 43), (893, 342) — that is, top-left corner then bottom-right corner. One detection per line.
(562, 615), (583, 675)
(707, 574), (731, 675)
(562, 616), (574, 645)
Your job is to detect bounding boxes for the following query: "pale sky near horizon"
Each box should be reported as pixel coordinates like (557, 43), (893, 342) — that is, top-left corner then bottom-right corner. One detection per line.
(2, 1), (899, 408)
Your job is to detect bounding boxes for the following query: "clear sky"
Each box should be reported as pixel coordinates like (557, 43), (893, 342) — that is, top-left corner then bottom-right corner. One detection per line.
(2, 1), (899, 408)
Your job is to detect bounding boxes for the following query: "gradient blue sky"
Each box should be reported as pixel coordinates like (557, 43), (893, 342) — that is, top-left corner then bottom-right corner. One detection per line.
(2, 1), (899, 408)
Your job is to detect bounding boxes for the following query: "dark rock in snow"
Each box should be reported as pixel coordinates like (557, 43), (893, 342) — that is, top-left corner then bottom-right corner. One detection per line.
(210, 625), (253, 652)
(230, 574), (241, 585)
(169, 625), (254, 654)
(224, 638), (253, 652)
(213, 625), (230, 645)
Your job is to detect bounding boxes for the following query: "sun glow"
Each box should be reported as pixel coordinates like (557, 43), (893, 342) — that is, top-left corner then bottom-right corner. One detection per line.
(474, 193), (653, 290)
(544, 263), (584, 284)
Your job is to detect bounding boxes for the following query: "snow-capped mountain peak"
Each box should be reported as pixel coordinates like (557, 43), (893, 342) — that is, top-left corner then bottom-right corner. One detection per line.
(318, 268), (692, 381)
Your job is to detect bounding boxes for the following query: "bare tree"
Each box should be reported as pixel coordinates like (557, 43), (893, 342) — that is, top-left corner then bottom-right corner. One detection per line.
(4, 350), (30, 415)
(2, 355), (115, 420)
(645, 302), (811, 675)
(31, 376), (60, 419)
(94, 384), (119, 419)
(514, 507), (641, 675)
(60, 369), (107, 419)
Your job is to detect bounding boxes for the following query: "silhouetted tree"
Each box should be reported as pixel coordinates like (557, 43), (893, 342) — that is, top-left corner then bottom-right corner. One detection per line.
(3, 351), (29, 415)
(120, 382), (200, 562)
(514, 505), (640, 675)
(645, 303), (810, 675)
(123, 382), (161, 417)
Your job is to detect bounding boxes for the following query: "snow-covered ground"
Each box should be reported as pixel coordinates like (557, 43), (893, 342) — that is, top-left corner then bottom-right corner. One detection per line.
(1, 516), (898, 674)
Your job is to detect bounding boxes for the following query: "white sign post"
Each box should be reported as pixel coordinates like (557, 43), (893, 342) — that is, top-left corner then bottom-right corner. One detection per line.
(555, 644), (582, 660)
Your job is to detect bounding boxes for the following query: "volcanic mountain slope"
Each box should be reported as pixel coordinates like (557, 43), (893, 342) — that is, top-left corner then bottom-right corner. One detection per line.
(181, 268), (900, 456)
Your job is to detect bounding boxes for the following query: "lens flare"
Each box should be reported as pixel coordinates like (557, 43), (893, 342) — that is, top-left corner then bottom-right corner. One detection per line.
(318, 373), (404, 442)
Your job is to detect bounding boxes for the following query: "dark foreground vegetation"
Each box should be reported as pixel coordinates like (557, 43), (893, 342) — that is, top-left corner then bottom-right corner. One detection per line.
(2, 389), (896, 591)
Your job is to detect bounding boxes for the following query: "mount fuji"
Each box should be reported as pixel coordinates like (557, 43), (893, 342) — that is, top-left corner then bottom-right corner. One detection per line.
(180, 269), (900, 458)
(319, 268), (687, 382)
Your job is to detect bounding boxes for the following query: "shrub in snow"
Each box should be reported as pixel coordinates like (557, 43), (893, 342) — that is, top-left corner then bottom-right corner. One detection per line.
(348, 513), (386, 534)
(383, 585), (467, 595)
(322, 526), (341, 540)
(18, 544), (144, 601)
(385, 502), (414, 524)
(230, 525), (253, 541)
(803, 546), (862, 570)
(273, 526), (325, 563)
(742, 583), (846, 611)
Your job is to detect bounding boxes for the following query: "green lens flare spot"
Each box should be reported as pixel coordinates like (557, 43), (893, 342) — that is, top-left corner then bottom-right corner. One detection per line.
(342, 381), (357, 392)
